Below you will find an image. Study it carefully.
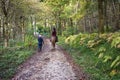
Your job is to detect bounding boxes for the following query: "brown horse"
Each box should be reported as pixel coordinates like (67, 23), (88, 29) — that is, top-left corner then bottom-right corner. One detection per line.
(50, 36), (56, 49)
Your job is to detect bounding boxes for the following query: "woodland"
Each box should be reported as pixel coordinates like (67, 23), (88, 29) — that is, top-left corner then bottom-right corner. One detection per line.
(0, 0), (120, 80)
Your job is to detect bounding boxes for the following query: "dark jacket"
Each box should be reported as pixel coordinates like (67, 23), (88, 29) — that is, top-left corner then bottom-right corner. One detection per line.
(52, 30), (56, 36)
(38, 37), (44, 45)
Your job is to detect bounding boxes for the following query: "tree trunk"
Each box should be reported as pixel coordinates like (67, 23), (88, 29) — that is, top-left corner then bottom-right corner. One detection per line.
(118, 2), (120, 28)
(98, 0), (104, 33)
(0, 16), (1, 40)
(84, 17), (87, 33)
(30, 16), (34, 30)
(44, 19), (47, 28)
(4, 17), (9, 47)
(89, 17), (92, 33)
(22, 19), (25, 42)
(75, 20), (78, 34)
(104, 0), (109, 31)
(58, 11), (62, 35)
(70, 18), (74, 34)
(114, 0), (120, 30)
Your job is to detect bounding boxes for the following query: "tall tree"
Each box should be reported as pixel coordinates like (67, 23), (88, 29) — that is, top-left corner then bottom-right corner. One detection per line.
(98, 0), (104, 33)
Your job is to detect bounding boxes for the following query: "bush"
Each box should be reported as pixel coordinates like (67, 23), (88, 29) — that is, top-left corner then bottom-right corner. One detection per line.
(0, 47), (35, 80)
(63, 32), (120, 79)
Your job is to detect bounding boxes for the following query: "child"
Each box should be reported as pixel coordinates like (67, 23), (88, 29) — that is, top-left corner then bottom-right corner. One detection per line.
(38, 35), (44, 52)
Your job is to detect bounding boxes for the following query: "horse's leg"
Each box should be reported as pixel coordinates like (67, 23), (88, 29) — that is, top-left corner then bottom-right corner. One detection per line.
(53, 42), (55, 48)
(51, 36), (56, 50)
(52, 41), (55, 49)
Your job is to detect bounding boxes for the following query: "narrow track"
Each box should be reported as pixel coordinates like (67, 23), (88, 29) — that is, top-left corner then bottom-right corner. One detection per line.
(12, 38), (89, 80)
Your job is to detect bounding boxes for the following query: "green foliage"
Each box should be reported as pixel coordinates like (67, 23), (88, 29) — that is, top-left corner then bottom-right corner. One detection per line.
(60, 32), (120, 80)
(111, 56), (120, 68)
(24, 35), (37, 48)
(111, 37), (120, 48)
(0, 28), (37, 80)
(0, 47), (35, 80)
(62, 27), (74, 36)
(37, 25), (50, 36)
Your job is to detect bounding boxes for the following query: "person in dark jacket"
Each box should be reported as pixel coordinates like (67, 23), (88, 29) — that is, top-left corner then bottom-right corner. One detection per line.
(51, 27), (58, 42)
(52, 28), (56, 36)
(50, 28), (58, 50)
(38, 35), (44, 52)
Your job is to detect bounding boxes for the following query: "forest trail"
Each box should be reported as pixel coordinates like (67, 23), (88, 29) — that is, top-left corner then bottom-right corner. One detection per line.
(12, 38), (89, 80)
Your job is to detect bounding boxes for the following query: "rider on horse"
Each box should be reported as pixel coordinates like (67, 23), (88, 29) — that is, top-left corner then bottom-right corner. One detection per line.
(52, 28), (56, 37)
(51, 27), (58, 49)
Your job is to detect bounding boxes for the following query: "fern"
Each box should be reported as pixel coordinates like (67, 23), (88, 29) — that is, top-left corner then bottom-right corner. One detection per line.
(103, 56), (112, 63)
(111, 37), (120, 48)
(111, 56), (120, 68)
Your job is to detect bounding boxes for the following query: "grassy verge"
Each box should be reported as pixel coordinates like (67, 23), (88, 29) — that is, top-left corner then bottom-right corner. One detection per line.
(58, 35), (120, 80)
(0, 46), (36, 80)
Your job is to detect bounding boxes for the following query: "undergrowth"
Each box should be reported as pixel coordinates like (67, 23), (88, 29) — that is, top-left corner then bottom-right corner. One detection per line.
(58, 32), (120, 80)
(0, 35), (37, 80)
(0, 47), (36, 80)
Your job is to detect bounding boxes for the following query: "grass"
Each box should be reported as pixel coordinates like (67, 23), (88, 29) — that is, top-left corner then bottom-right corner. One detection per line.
(0, 47), (35, 80)
(58, 36), (120, 80)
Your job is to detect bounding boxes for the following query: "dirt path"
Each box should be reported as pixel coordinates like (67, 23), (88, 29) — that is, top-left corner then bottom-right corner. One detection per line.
(12, 38), (89, 80)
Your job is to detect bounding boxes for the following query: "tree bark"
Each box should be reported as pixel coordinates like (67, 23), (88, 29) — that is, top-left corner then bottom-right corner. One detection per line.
(22, 19), (25, 42)
(98, 0), (104, 33)
(104, 0), (109, 31)
(4, 17), (9, 47)
(0, 16), (1, 40)
(118, 2), (120, 28)
(84, 17), (87, 33)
